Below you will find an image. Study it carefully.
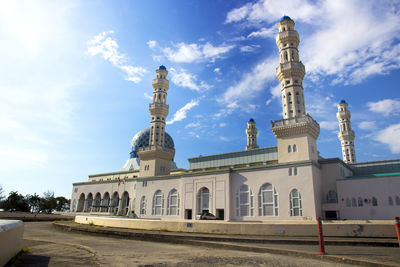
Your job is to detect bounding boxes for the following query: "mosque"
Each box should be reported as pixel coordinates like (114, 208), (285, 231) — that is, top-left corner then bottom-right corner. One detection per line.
(71, 16), (400, 221)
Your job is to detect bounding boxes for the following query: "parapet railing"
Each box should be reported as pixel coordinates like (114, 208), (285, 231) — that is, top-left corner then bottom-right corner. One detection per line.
(137, 145), (175, 154)
(276, 31), (299, 43)
(276, 61), (305, 74)
(271, 114), (319, 129)
(149, 103), (169, 109)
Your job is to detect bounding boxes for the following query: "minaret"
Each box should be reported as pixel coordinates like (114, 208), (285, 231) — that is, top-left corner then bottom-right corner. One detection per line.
(138, 65), (175, 177)
(336, 100), (356, 163)
(271, 16), (320, 163)
(245, 118), (259, 150)
(276, 16), (306, 119)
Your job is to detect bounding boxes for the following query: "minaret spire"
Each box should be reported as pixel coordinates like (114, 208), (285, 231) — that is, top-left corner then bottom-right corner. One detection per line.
(245, 118), (259, 150)
(271, 16), (320, 164)
(336, 100), (356, 163)
(149, 65), (169, 147)
(138, 65), (175, 177)
(276, 16), (306, 119)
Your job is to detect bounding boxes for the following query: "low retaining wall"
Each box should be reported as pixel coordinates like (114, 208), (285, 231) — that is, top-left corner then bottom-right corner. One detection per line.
(0, 220), (24, 266)
(75, 216), (397, 238)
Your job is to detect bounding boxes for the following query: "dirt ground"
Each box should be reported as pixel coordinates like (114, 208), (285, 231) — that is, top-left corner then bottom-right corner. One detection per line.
(10, 221), (362, 267)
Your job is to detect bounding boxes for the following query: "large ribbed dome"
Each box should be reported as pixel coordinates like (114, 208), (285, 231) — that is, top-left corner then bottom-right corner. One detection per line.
(130, 128), (174, 156)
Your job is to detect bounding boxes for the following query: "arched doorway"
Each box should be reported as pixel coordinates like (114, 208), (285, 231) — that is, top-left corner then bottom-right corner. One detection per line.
(93, 193), (101, 212)
(77, 193), (85, 212)
(111, 192), (119, 214)
(121, 191), (129, 216)
(102, 192), (110, 212)
(86, 193), (93, 212)
(197, 187), (210, 215)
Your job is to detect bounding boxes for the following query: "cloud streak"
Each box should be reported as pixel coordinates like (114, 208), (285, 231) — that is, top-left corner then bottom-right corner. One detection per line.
(167, 99), (199, 125)
(169, 68), (211, 92)
(87, 31), (146, 83)
(162, 42), (235, 63)
(367, 99), (400, 116)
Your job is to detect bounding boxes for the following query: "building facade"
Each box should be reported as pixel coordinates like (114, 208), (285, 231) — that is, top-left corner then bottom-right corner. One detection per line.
(71, 16), (400, 221)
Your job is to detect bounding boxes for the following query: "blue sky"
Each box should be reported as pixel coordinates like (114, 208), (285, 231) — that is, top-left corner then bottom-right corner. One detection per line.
(1, 0), (400, 198)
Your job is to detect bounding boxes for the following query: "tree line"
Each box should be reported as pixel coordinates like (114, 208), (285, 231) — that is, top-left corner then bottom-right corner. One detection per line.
(0, 185), (70, 213)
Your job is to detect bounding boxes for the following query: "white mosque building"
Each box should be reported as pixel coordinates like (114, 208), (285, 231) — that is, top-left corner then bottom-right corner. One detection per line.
(71, 16), (400, 221)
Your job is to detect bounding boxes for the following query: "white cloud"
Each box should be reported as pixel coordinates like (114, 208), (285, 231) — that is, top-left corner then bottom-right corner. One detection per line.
(367, 99), (400, 116)
(188, 131), (200, 139)
(143, 93), (153, 101)
(169, 68), (211, 92)
(163, 42), (235, 63)
(319, 121), (338, 131)
(375, 123), (400, 153)
(214, 68), (221, 74)
(167, 99), (199, 125)
(151, 54), (163, 62)
(221, 56), (279, 104)
(225, 0), (318, 24)
(240, 45), (260, 53)
(226, 0), (400, 85)
(185, 122), (201, 129)
(87, 31), (146, 83)
(247, 27), (276, 39)
(358, 121), (376, 130)
(147, 40), (157, 48)
(219, 122), (227, 127)
(225, 3), (253, 23)
(219, 136), (230, 142)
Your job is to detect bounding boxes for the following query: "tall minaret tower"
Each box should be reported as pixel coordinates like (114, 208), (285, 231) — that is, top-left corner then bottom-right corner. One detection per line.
(138, 65), (175, 177)
(275, 16), (306, 119)
(245, 118), (259, 150)
(336, 100), (356, 164)
(271, 16), (320, 163)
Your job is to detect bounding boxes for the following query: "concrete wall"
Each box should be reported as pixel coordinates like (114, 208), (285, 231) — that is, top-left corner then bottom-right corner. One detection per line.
(75, 215), (397, 238)
(0, 220), (24, 266)
(231, 163), (318, 220)
(337, 175), (400, 220)
(135, 173), (230, 220)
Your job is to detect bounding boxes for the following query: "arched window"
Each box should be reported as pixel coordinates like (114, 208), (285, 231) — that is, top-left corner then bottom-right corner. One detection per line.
(351, 197), (357, 207)
(289, 189), (302, 216)
(293, 167), (298, 176)
(372, 197), (378, 206)
(198, 187), (210, 213)
(288, 168), (292, 176)
(140, 196), (146, 215)
(236, 185), (254, 216)
(345, 197), (351, 207)
(152, 190), (164, 215)
(293, 144), (297, 152)
(396, 196), (400, 206)
(167, 189), (179, 216)
(284, 51), (288, 61)
(327, 190), (338, 203)
(388, 196), (393, 206)
(357, 197), (363, 207)
(258, 183), (278, 216)
(288, 145), (292, 153)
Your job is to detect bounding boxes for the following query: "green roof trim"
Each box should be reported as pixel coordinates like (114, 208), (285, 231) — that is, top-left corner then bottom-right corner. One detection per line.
(345, 172), (400, 179)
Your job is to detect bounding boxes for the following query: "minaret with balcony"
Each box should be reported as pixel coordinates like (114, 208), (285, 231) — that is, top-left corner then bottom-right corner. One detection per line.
(245, 118), (259, 150)
(271, 16), (320, 163)
(336, 100), (356, 163)
(138, 65), (175, 177)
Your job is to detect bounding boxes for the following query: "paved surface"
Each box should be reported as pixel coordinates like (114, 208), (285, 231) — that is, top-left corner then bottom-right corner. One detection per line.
(10, 222), (368, 267)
